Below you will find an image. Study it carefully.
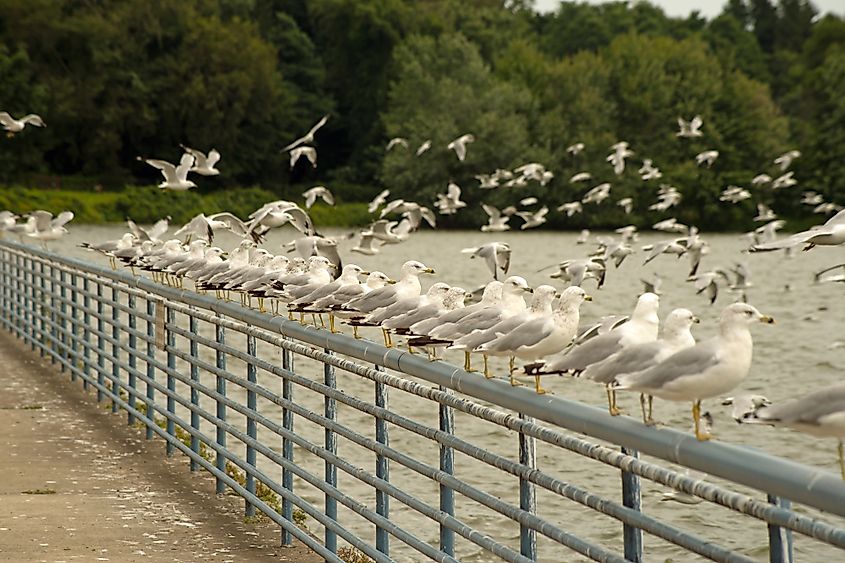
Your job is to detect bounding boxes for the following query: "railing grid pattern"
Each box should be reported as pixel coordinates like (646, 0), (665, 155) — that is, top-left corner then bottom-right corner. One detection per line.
(1, 240), (845, 563)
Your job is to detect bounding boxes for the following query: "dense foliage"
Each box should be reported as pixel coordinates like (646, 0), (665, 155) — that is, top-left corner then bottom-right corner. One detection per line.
(0, 0), (842, 229)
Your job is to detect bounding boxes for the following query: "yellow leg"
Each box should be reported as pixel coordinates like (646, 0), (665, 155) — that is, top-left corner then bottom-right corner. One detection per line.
(509, 357), (523, 387)
(693, 400), (711, 441)
(640, 394), (656, 425)
(353, 325), (360, 339)
(464, 352), (474, 372)
(606, 387), (622, 416)
(534, 375), (547, 394)
(483, 355), (492, 378)
(258, 297), (265, 313)
(407, 342), (416, 354)
(329, 314), (337, 333)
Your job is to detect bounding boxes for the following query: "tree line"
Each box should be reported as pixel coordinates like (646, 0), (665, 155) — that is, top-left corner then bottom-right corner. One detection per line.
(0, 0), (842, 230)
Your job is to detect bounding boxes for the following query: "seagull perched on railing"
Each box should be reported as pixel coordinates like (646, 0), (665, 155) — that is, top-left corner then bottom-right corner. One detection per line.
(0, 111), (45, 136)
(138, 153), (198, 191)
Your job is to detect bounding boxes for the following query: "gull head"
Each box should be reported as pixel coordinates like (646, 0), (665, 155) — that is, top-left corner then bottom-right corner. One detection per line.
(663, 308), (699, 336)
(367, 271), (394, 288)
(721, 303), (774, 326)
(532, 285), (558, 306)
(341, 264), (367, 278)
(401, 260), (435, 276)
(502, 276), (531, 295)
(559, 285), (591, 306)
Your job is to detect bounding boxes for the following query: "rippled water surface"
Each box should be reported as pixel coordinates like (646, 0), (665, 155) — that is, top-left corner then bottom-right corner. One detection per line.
(36, 225), (845, 561)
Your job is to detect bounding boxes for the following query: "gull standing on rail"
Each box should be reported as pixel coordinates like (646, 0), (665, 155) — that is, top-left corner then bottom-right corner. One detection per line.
(612, 303), (774, 440)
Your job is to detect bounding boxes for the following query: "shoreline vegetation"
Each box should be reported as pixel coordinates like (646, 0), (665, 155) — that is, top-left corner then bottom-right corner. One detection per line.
(0, 186), (372, 227)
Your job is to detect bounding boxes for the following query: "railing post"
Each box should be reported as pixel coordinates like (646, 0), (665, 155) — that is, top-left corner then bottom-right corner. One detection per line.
(374, 365), (390, 557)
(59, 268), (67, 372)
(165, 306), (176, 456)
(111, 285), (120, 413)
(768, 495), (794, 563)
(145, 298), (155, 439)
(621, 446), (643, 563)
(96, 282), (106, 402)
(324, 349), (338, 558)
(127, 293), (137, 425)
(69, 272), (79, 380)
(15, 254), (24, 341)
(49, 264), (58, 363)
(82, 276), (91, 389)
(189, 314), (200, 471)
(439, 385), (455, 557)
(281, 343), (294, 546)
(519, 414), (537, 560)
(245, 334), (257, 518)
(38, 260), (46, 357)
(215, 322), (227, 494)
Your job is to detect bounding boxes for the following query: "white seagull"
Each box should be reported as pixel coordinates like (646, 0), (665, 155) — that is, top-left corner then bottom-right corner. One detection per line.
(138, 153), (198, 191)
(676, 115), (703, 138)
(180, 145), (221, 176)
(303, 186), (335, 209)
(289, 146), (317, 169)
(0, 111), (45, 136)
(282, 114), (329, 152)
(447, 133), (475, 161)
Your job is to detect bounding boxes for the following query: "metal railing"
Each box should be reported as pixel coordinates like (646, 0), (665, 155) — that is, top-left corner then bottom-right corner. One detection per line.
(1, 239), (845, 563)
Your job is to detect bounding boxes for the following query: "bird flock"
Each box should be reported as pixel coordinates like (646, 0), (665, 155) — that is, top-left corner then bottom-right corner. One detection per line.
(3, 107), (845, 480)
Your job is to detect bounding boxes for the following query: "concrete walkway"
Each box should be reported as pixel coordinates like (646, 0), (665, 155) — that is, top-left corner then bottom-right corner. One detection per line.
(0, 332), (322, 563)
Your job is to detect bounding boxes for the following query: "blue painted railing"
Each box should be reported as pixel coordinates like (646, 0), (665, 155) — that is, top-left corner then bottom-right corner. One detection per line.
(1, 239), (845, 563)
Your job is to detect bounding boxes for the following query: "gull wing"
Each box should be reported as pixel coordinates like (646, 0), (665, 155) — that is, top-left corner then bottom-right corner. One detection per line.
(143, 158), (177, 181)
(0, 112), (14, 127)
(52, 211), (74, 228)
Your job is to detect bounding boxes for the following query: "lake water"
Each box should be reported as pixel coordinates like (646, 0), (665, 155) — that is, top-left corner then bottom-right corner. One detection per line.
(31, 225), (845, 561)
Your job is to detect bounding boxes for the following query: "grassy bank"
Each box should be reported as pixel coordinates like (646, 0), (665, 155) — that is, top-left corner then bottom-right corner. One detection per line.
(0, 186), (372, 227)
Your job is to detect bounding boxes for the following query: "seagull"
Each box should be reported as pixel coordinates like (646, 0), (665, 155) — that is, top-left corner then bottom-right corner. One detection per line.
(481, 204), (512, 232)
(752, 208), (845, 252)
(617, 197), (633, 214)
(586, 308), (699, 420)
(557, 201), (583, 217)
(180, 145), (221, 176)
(461, 242), (511, 280)
(815, 202), (843, 215)
(0, 111), (45, 136)
(607, 142), (634, 175)
(695, 150), (719, 168)
(688, 269), (732, 305)
(475, 173), (500, 189)
(774, 150), (801, 171)
(434, 182), (467, 215)
(649, 185), (681, 211)
(303, 186), (335, 209)
(138, 153), (198, 191)
(720, 185), (751, 203)
(351, 231), (379, 256)
(652, 218), (688, 233)
(289, 146), (317, 169)
(550, 258), (606, 288)
(741, 383), (845, 479)
(175, 212), (259, 243)
(566, 142), (585, 156)
(802, 191), (824, 206)
(753, 203), (777, 222)
(368, 189), (390, 213)
(582, 183), (611, 204)
(569, 172), (592, 183)
(126, 217), (170, 242)
(416, 140), (432, 156)
(772, 171), (797, 189)
(676, 115), (703, 138)
(721, 394), (771, 422)
(576, 229), (591, 245)
(642, 239), (687, 266)
(247, 200), (314, 237)
(26, 210), (74, 248)
(751, 174), (772, 186)
(447, 133), (475, 161)
(386, 137), (408, 151)
(516, 206), (548, 230)
(613, 303), (774, 440)
(478, 286), (591, 393)
(539, 292), (661, 382)
(282, 114), (329, 152)
(639, 159), (662, 181)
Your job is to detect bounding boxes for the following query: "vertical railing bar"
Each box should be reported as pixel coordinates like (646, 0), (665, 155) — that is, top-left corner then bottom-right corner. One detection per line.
(50, 263), (58, 363)
(111, 285), (120, 413)
(15, 254), (24, 341)
(215, 321), (227, 494)
(621, 446), (644, 563)
(519, 414), (537, 560)
(768, 495), (795, 563)
(324, 349), (338, 557)
(246, 333), (257, 518)
(374, 364), (389, 557)
(145, 298), (156, 440)
(439, 385), (456, 557)
(82, 276), (91, 389)
(281, 341), (294, 546)
(69, 271), (79, 380)
(166, 306), (176, 456)
(189, 314), (200, 471)
(96, 281), (106, 402)
(59, 268), (68, 372)
(127, 293), (137, 425)
(38, 260), (47, 357)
